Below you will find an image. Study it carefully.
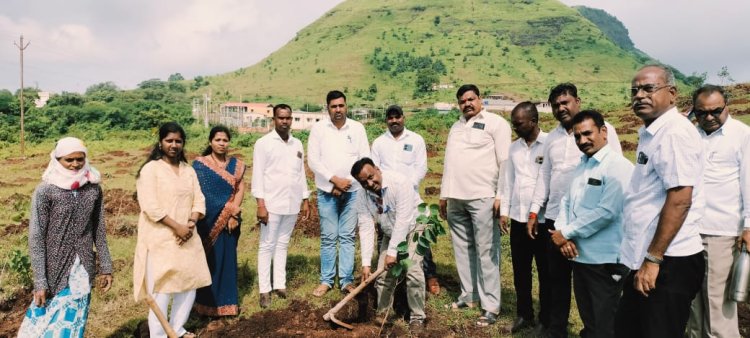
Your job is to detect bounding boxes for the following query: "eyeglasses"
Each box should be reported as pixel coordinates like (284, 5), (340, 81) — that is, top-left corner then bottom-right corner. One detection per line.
(693, 106), (725, 119)
(630, 84), (671, 97)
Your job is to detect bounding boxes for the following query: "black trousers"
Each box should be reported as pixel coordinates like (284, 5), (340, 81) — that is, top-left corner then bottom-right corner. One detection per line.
(573, 262), (629, 338)
(614, 252), (705, 338)
(546, 219), (574, 338)
(510, 219), (551, 326)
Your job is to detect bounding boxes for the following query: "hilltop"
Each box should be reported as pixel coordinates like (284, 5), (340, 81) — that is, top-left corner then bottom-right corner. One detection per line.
(195, 0), (666, 109)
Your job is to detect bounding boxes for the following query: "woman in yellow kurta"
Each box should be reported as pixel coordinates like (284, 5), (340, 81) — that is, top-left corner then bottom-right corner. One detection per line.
(133, 122), (211, 338)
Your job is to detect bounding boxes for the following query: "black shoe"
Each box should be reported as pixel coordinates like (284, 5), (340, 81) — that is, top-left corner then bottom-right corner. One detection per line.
(503, 317), (535, 333)
(259, 292), (271, 309)
(476, 310), (498, 327)
(274, 288), (287, 299)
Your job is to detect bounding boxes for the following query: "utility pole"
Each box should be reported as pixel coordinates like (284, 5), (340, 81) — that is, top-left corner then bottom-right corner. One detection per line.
(14, 35), (30, 158)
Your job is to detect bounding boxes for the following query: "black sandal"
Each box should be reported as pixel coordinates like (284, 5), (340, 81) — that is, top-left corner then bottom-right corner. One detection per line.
(476, 311), (498, 327)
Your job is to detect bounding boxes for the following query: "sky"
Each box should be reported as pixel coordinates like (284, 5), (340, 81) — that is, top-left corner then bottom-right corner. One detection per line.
(0, 0), (747, 93)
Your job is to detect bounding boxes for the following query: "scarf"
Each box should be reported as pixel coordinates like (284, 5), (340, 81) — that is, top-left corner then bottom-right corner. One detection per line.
(41, 137), (101, 190)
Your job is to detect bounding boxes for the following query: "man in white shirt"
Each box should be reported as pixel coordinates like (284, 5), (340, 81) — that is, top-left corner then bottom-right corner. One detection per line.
(352, 157), (426, 334)
(615, 64), (706, 337)
(549, 110), (634, 338)
(371, 105), (441, 295)
(687, 85), (750, 338)
(307, 90), (370, 297)
(499, 102), (550, 333)
(527, 83), (621, 338)
(439, 84), (511, 327)
(252, 104), (311, 308)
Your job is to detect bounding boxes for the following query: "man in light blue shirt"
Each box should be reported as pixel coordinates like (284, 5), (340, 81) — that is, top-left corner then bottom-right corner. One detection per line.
(549, 110), (633, 338)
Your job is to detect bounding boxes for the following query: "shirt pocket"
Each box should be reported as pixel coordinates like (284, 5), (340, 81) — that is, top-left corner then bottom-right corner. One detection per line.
(580, 178), (604, 209)
(465, 128), (493, 147)
(400, 144), (417, 166)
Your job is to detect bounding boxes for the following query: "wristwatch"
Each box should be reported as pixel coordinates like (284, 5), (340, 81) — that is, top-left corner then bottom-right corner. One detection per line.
(644, 253), (663, 265)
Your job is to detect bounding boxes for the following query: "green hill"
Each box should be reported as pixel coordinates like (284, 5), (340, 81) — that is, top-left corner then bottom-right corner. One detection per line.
(196, 0), (670, 109)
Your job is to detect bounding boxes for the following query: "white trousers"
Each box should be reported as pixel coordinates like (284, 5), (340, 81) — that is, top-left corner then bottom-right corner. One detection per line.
(258, 213), (297, 293)
(146, 254), (196, 338)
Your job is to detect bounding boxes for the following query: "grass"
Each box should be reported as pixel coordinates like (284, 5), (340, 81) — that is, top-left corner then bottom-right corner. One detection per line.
(1, 83), (749, 336)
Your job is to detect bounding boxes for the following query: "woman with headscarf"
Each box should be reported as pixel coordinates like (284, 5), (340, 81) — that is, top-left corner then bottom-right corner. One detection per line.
(132, 122), (210, 338)
(192, 125), (245, 319)
(18, 137), (113, 337)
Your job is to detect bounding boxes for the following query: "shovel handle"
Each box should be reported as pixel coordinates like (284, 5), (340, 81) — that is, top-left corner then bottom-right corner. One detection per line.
(145, 294), (178, 338)
(323, 267), (386, 321)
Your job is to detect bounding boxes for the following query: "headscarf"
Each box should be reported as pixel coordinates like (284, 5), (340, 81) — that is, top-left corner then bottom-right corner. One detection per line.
(41, 137), (101, 190)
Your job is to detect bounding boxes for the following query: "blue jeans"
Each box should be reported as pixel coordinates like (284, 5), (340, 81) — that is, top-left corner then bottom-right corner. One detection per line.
(317, 189), (358, 289)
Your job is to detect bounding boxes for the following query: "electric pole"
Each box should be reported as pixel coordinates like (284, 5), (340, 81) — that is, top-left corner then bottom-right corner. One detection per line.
(14, 35), (30, 158)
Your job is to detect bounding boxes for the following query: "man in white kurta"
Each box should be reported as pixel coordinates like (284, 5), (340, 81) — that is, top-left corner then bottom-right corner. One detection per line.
(687, 85), (750, 338)
(252, 104), (310, 308)
(439, 84), (511, 326)
(371, 104), (440, 294)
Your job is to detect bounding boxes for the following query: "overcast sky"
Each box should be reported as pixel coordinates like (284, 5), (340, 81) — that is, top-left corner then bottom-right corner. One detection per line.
(0, 0), (747, 93)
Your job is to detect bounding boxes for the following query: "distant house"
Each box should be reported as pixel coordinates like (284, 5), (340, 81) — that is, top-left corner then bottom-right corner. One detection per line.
(482, 94), (552, 113)
(291, 111), (327, 130)
(219, 102), (273, 132)
(433, 102), (454, 114)
(35, 92), (50, 108)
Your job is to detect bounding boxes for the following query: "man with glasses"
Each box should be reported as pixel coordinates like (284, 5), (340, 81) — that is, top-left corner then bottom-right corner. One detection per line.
(686, 85), (750, 338)
(615, 65), (706, 337)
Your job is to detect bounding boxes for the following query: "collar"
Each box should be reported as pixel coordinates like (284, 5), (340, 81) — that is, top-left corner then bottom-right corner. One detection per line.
(460, 109), (487, 124)
(581, 143), (612, 163)
(326, 118), (350, 130)
(270, 129), (294, 143)
(643, 107), (679, 136)
(365, 173), (393, 200)
(698, 115), (734, 137)
(386, 128), (411, 140)
(519, 130), (547, 147)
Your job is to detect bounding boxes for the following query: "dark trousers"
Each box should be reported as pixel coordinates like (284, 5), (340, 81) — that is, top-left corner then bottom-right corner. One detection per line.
(510, 219), (551, 326)
(546, 219), (573, 338)
(615, 252), (705, 338)
(422, 247), (437, 278)
(573, 262), (629, 338)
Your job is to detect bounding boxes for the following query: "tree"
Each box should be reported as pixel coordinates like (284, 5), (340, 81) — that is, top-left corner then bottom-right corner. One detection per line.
(685, 71), (707, 89)
(717, 66), (734, 85)
(414, 69), (439, 97)
(168, 73), (185, 82)
(86, 82), (119, 102)
(0, 89), (16, 114)
(137, 78), (167, 90)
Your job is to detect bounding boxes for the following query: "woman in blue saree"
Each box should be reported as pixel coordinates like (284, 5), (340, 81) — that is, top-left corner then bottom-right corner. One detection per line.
(192, 126), (246, 317)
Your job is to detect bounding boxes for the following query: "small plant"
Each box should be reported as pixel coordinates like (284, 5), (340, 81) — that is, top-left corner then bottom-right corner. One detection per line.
(9, 249), (32, 287)
(390, 203), (447, 277)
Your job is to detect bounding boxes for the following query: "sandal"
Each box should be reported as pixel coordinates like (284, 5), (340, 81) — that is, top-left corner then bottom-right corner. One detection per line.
(476, 311), (498, 327)
(181, 332), (197, 338)
(444, 300), (477, 311)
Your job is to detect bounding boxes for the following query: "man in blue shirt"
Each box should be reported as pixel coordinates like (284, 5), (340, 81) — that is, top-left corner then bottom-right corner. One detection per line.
(549, 110), (633, 338)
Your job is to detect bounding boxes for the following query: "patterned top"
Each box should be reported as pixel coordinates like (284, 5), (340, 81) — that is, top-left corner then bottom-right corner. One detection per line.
(28, 182), (113, 295)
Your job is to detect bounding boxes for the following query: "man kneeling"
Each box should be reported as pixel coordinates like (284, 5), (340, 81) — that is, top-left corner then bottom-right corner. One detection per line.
(352, 157), (426, 333)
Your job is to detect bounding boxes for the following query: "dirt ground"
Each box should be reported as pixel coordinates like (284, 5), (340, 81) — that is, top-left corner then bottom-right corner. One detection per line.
(0, 288), (32, 338)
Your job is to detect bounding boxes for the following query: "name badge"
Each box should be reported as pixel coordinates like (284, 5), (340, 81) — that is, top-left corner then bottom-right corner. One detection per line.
(535, 156), (544, 164)
(587, 178), (602, 186)
(637, 151), (648, 165)
(472, 122), (485, 130)
(297, 151), (303, 159)
(403, 144), (413, 151)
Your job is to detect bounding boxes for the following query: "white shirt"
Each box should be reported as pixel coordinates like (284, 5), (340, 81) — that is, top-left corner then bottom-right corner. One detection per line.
(371, 128), (428, 193)
(698, 116), (750, 236)
(501, 131), (548, 223)
(530, 121), (621, 221)
(440, 110), (512, 200)
(307, 118), (370, 193)
(356, 171), (420, 266)
(251, 130), (310, 215)
(620, 108), (705, 270)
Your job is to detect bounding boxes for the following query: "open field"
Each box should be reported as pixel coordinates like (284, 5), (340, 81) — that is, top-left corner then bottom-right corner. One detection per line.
(1, 86), (750, 337)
